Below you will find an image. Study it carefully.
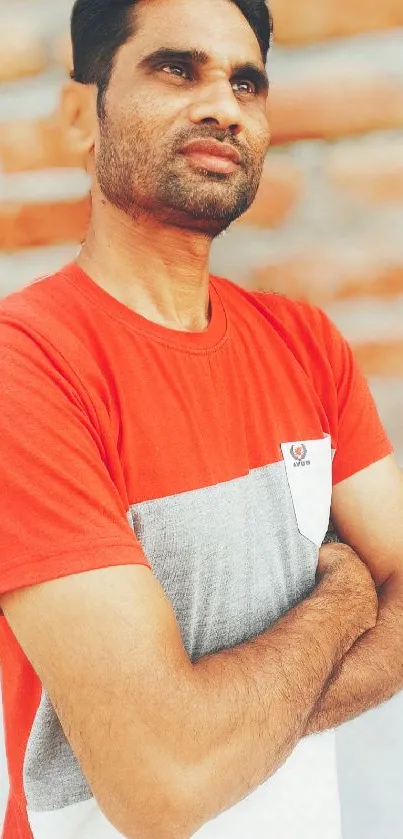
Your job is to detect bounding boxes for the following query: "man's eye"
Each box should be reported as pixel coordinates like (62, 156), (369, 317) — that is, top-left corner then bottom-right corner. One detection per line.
(161, 64), (191, 80)
(233, 80), (257, 95)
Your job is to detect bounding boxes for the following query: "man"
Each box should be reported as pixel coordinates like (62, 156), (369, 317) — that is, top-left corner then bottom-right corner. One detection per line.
(0, 0), (402, 838)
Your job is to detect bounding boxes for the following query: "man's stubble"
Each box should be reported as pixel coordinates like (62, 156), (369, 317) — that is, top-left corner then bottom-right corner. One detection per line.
(95, 114), (265, 234)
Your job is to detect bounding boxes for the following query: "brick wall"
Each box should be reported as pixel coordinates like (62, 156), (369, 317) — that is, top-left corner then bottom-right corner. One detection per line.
(1, 0), (402, 458)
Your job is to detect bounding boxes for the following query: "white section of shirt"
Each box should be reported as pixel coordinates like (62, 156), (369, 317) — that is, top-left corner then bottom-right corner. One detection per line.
(281, 435), (333, 547)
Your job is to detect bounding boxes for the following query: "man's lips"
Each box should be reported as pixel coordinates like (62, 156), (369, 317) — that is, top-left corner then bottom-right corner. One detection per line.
(179, 139), (242, 174)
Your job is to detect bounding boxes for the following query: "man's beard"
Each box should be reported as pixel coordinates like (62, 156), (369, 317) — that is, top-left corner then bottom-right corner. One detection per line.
(96, 119), (264, 234)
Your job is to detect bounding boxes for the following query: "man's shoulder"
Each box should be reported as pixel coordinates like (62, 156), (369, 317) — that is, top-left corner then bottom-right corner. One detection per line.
(0, 264), (72, 328)
(0, 263), (92, 379)
(213, 275), (333, 344)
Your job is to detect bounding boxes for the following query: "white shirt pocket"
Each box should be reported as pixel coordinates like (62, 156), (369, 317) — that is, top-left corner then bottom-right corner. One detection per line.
(281, 435), (333, 548)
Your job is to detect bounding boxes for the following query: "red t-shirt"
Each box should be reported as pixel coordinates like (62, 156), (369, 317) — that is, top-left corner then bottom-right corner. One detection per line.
(0, 263), (392, 839)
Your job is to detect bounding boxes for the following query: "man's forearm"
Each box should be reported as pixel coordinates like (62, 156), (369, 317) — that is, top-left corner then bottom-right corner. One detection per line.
(305, 572), (403, 736)
(176, 569), (371, 838)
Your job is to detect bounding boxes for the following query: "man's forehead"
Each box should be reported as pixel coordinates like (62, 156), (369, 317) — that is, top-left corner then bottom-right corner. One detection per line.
(130, 0), (264, 64)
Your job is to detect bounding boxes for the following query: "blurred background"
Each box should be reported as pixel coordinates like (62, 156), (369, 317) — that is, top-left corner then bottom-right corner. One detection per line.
(0, 0), (403, 835)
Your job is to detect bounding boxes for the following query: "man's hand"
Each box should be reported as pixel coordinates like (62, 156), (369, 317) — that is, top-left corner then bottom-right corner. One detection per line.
(316, 542), (379, 638)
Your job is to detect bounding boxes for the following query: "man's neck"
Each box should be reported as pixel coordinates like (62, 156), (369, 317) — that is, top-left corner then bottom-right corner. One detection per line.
(77, 200), (213, 333)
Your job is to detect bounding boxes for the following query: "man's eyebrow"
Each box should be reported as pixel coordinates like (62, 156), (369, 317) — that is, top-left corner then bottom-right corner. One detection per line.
(138, 48), (210, 71)
(232, 62), (269, 92)
(138, 48), (269, 91)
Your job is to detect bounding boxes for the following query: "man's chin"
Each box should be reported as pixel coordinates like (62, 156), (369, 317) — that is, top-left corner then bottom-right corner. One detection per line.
(167, 200), (247, 234)
(166, 191), (252, 231)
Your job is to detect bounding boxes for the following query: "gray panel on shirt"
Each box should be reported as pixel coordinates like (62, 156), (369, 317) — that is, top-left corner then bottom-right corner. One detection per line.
(23, 460), (328, 811)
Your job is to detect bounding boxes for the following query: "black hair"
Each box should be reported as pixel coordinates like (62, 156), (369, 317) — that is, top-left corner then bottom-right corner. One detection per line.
(70, 0), (273, 116)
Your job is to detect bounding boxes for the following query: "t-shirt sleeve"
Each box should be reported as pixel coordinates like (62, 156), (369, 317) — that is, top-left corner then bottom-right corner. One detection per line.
(314, 306), (393, 485)
(0, 322), (150, 602)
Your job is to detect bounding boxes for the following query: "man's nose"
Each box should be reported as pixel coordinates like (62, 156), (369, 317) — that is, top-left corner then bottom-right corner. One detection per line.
(187, 80), (243, 134)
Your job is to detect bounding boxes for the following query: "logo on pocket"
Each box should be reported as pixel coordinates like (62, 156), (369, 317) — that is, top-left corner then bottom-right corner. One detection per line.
(290, 443), (311, 467)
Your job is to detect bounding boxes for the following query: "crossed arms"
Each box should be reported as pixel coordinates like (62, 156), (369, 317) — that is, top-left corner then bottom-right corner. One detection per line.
(306, 455), (403, 735)
(1, 454), (403, 839)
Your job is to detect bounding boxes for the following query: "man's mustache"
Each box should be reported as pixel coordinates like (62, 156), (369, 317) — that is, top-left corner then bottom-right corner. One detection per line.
(171, 127), (251, 166)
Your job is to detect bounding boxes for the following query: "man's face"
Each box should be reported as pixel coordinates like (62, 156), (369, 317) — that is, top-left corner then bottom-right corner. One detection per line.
(94, 0), (270, 235)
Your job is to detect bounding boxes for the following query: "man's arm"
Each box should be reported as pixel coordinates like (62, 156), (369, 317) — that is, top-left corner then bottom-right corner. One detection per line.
(305, 455), (403, 736)
(1, 549), (375, 839)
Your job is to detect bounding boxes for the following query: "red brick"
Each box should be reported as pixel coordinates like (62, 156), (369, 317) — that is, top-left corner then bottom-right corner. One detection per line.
(270, 0), (403, 45)
(0, 197), (91, 250)
(269, 77), (403, 145)
(352, 342), (403, 376)
(336, 265), (403, 300)
(249, 251), (341, 303)
(326, 144), (403, 204)
(248, 251), (403, 304)
(0, 116), (85, 173)
(237, 159), (304, 228)
(0, 23), (47, 82)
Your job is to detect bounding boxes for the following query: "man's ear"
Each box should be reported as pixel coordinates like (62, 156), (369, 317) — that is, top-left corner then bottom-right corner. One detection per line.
(60, 80), (97, 156)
